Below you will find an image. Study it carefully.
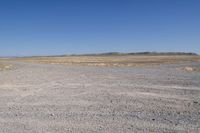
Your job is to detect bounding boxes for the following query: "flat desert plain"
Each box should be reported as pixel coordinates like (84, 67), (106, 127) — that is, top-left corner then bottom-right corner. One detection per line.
(0, 55), (200, 133)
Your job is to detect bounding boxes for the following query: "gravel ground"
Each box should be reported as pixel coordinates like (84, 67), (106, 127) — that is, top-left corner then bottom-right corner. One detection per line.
(0, 61), (200, 133)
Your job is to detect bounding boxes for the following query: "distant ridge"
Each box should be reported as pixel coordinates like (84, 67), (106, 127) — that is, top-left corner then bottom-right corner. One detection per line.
(69, 52), (198, 56)
(4, 52), (198, 58)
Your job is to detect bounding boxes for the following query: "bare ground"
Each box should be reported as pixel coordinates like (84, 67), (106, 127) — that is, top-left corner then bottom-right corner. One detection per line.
(0, 61), (199, 133)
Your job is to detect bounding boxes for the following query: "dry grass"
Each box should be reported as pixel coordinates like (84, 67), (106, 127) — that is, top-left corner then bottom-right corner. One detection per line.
(13, 55), (200, 67)
(184, 66), (200, 72)
(0, 60), (12, 71)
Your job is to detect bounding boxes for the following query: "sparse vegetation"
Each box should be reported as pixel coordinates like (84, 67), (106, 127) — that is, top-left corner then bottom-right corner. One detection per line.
(0, 59), (12, 71)
(184, 66), (200, 72)
(13, 55), (200, 67)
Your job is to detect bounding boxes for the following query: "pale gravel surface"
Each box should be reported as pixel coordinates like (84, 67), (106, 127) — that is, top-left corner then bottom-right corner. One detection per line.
(0, 61), (200, 133)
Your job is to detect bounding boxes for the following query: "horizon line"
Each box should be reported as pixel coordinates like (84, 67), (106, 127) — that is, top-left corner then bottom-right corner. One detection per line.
(1, 51), (199, 58)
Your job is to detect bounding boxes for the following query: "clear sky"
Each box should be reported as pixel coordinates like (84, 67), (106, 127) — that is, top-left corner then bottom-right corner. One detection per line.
(0, 0), (200, 56)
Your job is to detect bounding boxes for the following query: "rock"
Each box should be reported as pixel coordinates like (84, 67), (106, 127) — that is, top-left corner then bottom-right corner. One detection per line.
(193, 101), (198, 104)
(50, 113), (55, 116)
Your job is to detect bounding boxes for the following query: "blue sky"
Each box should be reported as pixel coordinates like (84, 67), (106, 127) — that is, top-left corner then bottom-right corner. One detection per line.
(0, 0), (200, 56)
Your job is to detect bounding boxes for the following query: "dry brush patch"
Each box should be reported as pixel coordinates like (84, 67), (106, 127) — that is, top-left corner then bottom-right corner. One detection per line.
(0, 63), (12, 71)
(0, 59), (13, 71)
(13, 55), (200, 67)
(184, 66), (200, 72)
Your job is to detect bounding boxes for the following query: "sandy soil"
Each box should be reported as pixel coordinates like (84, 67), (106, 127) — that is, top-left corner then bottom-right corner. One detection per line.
(0, 61), (199, 133)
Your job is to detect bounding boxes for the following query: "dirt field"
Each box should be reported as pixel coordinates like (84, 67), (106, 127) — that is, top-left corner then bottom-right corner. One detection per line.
(0, 56), (200, 132)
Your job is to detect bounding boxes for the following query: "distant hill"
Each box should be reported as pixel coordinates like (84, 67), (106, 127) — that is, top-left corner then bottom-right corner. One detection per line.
(6, 52), (198, 58)
(69, 52), (198, 56)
